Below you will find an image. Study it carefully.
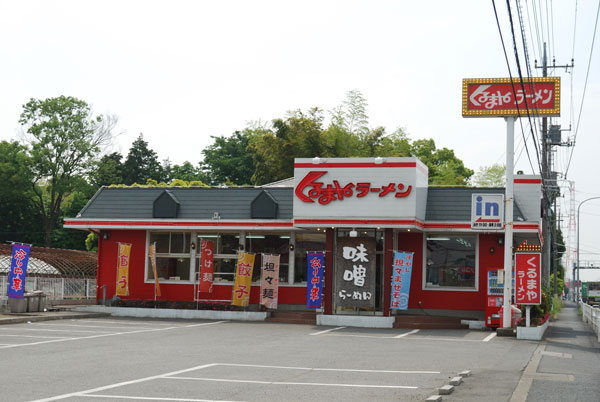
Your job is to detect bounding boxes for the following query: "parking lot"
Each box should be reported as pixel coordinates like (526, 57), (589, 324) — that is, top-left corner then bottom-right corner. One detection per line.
(0, 317), (538, 402)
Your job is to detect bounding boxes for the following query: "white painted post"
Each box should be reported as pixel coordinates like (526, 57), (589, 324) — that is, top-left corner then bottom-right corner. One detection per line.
(503, 117), (515, 329)
(526, 305), (531, 328)
(61, 278), (65, 299)
(288, 232), (295, 285)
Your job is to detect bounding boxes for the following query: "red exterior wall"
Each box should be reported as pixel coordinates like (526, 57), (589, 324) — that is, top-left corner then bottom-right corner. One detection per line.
(97, 229), (502, 314)
(398, 232), (504, 312)
(97, 229), (309, 305)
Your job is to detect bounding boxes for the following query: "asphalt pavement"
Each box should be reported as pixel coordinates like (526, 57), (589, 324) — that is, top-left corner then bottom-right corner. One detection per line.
(521, 301), (600, 402)
(0, 302), (598, 402)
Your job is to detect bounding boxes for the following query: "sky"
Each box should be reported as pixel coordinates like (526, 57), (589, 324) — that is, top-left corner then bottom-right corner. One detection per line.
(1, 1), (599, 281)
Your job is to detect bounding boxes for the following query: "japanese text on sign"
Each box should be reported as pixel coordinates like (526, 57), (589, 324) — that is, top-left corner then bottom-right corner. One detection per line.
(390, 251), (414, 310)
(232, 251), (256, 307)
(335, 238), (376, 308)
(198, 240), (214, 293)
(260, 254), (280, 309)
(295, 171), (412, 205)
(462, 77), (560, 117)
(306, 252), (325, 309)
(116, 243), (131, 297)
(515, 253), (541, 305)
(7, 244), (31, 299)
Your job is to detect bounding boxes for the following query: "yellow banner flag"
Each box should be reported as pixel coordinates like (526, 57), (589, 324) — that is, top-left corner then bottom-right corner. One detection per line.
(149, 243), (161, 297)
(116, 243), (131, 297)
(232, 251), (255, 307)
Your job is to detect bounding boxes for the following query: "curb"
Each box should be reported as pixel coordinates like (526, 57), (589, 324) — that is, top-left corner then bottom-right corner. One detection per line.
(0, 312), (111, 325)
(427, 370), (471, 401)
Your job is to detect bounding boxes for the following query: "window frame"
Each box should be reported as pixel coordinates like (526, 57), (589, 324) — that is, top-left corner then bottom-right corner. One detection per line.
(421, 233), (479, 292)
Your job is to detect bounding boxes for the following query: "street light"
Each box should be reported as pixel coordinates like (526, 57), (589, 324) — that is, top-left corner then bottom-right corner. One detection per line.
(576, 196), (600, 304)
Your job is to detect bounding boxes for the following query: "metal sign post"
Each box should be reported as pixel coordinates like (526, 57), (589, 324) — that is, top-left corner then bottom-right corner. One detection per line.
(503, 117), (515, 329)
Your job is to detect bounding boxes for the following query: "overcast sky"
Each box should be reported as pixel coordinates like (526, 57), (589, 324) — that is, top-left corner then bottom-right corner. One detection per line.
(1, 1), (598, 281)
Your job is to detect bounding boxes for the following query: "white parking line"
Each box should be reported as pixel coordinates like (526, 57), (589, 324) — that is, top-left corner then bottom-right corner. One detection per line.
(76, 319), (189, 327)
(0, 327), (117, 334)
(29, 364), (219, 402)
(0, 334), (72, 339)
(483, 332), (497, 342)
(31, 323), (157, 330)
(216, 363), (440, 374)
(82, 394), (243, 401)
(167, 376), (418, 389)
(394, 329), (420, 338)
(309, 326), (345, 335)
(0, 321), (228, 349)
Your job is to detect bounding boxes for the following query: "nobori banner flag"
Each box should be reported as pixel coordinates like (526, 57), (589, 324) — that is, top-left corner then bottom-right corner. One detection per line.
(260, 254), (280, 309)
(7, 244), (31, 298)
(232, 251), (256, 307)
(390, 252), (414, 310)
(198, 240), (214, 293)
(116, 243), (132, 297)
(306, 252), (325, 309)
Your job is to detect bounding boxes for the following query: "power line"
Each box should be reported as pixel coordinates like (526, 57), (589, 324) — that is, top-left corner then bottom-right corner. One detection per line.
(565, 0), (600, 178)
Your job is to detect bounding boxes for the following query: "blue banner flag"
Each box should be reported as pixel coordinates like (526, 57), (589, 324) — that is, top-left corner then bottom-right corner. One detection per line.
(306, 252), (325, 309)
(7, 244), (31, 299)
(390, 251), (414, 310)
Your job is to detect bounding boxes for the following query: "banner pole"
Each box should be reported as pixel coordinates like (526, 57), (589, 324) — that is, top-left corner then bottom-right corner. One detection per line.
(503, 117), (515, 329)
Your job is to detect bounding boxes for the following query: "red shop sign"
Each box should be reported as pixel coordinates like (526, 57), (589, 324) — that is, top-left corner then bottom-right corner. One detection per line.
(515, 253), (541, 305)
(295, 171), (412, 205)
(462, 77), (560, 117)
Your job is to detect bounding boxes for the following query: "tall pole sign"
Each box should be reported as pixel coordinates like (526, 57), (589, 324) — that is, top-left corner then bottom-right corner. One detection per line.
(462, 77), (560, 329)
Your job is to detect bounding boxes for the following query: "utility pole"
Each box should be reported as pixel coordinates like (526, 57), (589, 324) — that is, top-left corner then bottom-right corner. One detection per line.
(535, 43), (574, 294)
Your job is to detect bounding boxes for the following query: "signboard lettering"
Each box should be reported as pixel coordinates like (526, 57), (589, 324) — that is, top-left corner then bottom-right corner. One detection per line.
(7, 244), (31, 299)
(390, 252), (414, 310)
(306, 252), (325, 309)
(260, 254), (280, 309)
(515, 253), (541, 305)
(462, 77), (560, 117)
(335, 238), (376, 308)
(471, 194), (504, 230)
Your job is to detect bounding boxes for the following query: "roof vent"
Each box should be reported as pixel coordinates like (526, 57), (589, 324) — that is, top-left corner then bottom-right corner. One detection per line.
(153, 190), (180, 218)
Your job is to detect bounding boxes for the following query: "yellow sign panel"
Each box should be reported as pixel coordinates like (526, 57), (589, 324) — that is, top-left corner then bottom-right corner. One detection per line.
(232, 251), (256, 307)
(116, 243), (131, 297)
(462, 77), (560, 117)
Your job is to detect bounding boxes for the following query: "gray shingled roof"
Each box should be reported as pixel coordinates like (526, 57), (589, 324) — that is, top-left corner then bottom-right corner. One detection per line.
(425, 187), (526, 221)
(75, 186), (527, 222)
(77, 187), (293, 220)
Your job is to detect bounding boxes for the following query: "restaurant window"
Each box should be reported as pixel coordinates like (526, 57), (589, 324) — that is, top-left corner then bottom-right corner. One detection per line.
(294, 232), (326, 283)
(425, 235), (477, 289)
(245, 233), (290, 283)
(195, 233), (240, 282)
(148, 232), (192, 281)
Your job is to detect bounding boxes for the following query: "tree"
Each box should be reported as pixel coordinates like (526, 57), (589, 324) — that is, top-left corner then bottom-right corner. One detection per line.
(249, 108), (326, 184)
(330, 89), (369, 136)
(90, 152), (125, 187)
(19, 96), (114, 247)
(123, 134), (163, 185)
(409, 139), (474, 185)
(171, 161), (206, 182)
(0, 140), (43, 245)
(202, 130), (256, 185)
(471, 163), (506, 187)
